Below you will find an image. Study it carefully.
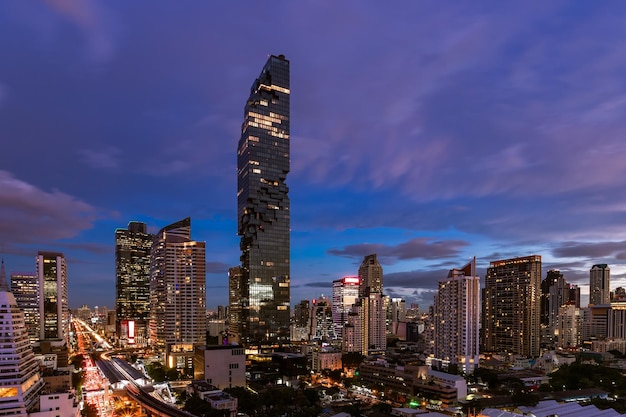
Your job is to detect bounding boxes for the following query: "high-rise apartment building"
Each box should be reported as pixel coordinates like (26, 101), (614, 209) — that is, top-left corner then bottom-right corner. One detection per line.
(10, 271), (40, 344)
(332, 276), (360, 338)
(482, 255), (542, 357)
(149, 218), (206, 369)
(115, 221), (152, 346)
(228, 266), (242, 343)
(433, 260), (480, 373)
(590, 264), (610, 306)
(36, 252), (68, 344)
(236, 54), (290, 344)
(0, 274), (45, 415)
(358, 254), (383, 297)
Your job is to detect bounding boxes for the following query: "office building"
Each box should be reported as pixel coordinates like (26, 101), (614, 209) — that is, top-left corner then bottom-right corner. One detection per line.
(332, 276), (360, 338)
(149, 217), (206, 369)
(590, 264), (610, 306)
(236, 54), (290, 344)
(10, 271), (40, 345)
(36, 252), (68, 344)
(115, 221), (152, 346)
(433, 259), (480, 373)
(0, 266), (45, 415)
(291, 299), (309, 342)
(227, 266), (242, 343)
(386, 297), (406, 335)
(482, 255), (542, 357)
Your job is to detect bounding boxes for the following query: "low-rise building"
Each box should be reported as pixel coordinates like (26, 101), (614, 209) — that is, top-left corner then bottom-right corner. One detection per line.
(187, 381), (238, 417)
(193, 345), (245, 389)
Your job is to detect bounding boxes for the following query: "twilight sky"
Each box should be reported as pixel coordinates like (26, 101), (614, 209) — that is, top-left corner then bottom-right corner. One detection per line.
(2, 1), (626, 310)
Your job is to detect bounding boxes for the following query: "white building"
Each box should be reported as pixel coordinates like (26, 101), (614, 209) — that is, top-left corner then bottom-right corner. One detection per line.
(30, 393), (79, 417)
(312, 349), (342, 372)
(193, 345), (246, 389)
(332, 277), (360, 338)
(433, 260), (480, 373)
(0, 265), (46, 415)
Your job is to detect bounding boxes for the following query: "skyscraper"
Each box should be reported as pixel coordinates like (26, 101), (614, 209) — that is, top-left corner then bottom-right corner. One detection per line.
(332, 276), (360, 338)
(433, 259), (480, 373)
(115, 221), (152, 346)
(236, 54), (290, 344)
(149, 217), (206, 369)
(357, 254), (386, 353)
(36, 252), (68, 344)
(10, 271), (40, 345)
(590, 264), (610, 306)
(358, 254), (383, 297)
(0, 268), (44, 415)
(482, 255), (542, 358)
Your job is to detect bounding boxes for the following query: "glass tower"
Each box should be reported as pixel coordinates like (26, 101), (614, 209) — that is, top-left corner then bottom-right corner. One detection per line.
(237, 54), (290, 344)
(115, 221), (152, 346)
(36, 252), (68, 343)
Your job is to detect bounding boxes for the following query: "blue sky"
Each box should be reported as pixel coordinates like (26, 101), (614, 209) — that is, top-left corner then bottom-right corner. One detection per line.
(1, 1), (626, 309)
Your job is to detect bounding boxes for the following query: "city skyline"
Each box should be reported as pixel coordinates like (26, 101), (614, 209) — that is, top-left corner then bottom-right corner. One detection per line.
(2, 2), (626, 309)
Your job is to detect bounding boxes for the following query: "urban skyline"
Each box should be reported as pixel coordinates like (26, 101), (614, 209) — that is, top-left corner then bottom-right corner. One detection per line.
(2, 2), (626, 309)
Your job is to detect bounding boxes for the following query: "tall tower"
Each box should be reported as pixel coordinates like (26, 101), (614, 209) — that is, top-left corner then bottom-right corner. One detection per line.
(10, 272), (40, 344)
(482, 255), (542, 357)
(0, 266), (45, 415)
(590, 264), (610, 306)
(115, 221), (152, 346)
(36, 252), (68, 343)
(237, 54), (290, 344)
(433, 259), (480, 373)
(356, 254), (386, 353)
(332, 276), (360, 338)
(358, 254), (383, 297)
(149, 218), (206, 368)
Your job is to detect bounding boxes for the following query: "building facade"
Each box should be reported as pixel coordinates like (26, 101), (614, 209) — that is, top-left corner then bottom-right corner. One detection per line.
(36, 252), (68, 344)
(115, 221), (152, 347)
(0, 286), (45, 415)
(482, 255), (542, 357)
(193, 345), (246, 389)
(149, 218), (206, 369)
(358, 254), (383, 297)
(236, 54), (291, 344)
(332, 276), (360, 338)
(10, 271), (40, 345)
(590, 264), (610, 306)
(433, 260), (480, 373)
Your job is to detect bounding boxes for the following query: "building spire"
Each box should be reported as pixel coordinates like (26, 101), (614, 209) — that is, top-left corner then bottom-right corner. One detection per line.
(0, 257), (8, 292)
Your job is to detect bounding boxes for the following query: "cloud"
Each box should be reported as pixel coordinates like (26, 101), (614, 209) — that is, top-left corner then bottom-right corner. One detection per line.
(0, 170), (98, 247)
(206, 261), (230, 274)
(328, 238), (469, 264)
(77, 148), (121, 169)
(301, 281), (333, 289)
(552, 241), (626, 259)
(43, 0), (117, 63)
(55, 242), (111, 255)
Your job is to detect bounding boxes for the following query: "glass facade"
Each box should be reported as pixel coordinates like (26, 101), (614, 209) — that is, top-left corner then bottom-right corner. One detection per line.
(115, 221), (152, 346)
(36, 252), (68, 342)
(237, 55), (290, 343)
(10, 272), (40, 344)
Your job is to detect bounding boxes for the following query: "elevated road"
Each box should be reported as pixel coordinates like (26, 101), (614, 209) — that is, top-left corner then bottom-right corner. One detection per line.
(96, 355), (195, 417)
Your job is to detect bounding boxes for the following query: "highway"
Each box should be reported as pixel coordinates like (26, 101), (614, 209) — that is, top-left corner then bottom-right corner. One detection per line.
(97, 355), (196, 417)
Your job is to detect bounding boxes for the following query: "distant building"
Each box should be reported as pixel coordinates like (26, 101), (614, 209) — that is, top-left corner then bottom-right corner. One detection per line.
(357, 254), (386, 354)
(332, 276), (360, 338)
(36, 252), (69, 345)
(236, 54), (291, 344)
(193, 345), (245, 389)
(433, 259), (480, 373)
(590, 264), (610, 306)
(291, 299), (310, 342)
(309, 296), (336, 341)
(312, 348), (342, 372)
(227, 266), (242, 343)
(386, 297), (406, 335)
(115, 221), (152, 347)
(149, 217), (206, 370)
(10, 271), (40, 344)
(482, 255), (542, 357)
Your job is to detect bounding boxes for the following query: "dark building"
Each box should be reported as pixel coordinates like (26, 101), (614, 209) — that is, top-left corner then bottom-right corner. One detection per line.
(482, 255), (542, 357)
(235, 54), (290, 344)
(115, 221), (152, 346)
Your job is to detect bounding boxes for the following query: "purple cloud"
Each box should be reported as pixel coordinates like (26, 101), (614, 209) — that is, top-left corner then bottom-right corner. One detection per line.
(205, 261), (229, 274)
(552, 241), (626, 259)
(328, 238), (469, 264)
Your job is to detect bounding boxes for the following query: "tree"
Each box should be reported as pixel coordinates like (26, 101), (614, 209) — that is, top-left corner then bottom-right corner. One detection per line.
(342, 352), (364, 369)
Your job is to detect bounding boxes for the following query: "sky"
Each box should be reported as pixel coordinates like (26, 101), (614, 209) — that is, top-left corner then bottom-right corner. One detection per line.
(2, 1), (626, 310)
